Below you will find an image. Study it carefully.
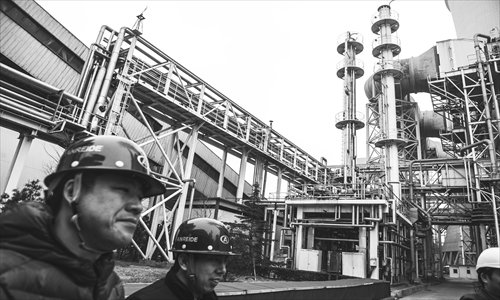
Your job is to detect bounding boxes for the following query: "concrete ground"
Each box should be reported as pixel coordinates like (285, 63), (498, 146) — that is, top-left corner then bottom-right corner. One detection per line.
(124, 277), (476, 299)
(394, 278), (475, 300)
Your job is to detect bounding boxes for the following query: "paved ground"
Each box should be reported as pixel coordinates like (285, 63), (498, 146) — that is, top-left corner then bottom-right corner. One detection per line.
(125, 277), (477, 299)
(399, 279), (475, 300)
(125, 278), (389, 298)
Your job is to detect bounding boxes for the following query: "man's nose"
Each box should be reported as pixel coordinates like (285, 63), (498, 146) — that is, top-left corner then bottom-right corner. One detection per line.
(216, 261), (227, 275)
(126, 198), (143, 215)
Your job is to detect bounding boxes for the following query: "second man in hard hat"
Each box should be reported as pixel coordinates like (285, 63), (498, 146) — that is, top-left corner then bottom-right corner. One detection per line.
(460, 247), (500, 300)
(127, 217), (237, 300)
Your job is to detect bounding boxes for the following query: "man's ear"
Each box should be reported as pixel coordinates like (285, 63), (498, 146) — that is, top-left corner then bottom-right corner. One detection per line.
(177, 253), (189, 271)
(479, 271), (490, 285)
(62, 173), (83, 204)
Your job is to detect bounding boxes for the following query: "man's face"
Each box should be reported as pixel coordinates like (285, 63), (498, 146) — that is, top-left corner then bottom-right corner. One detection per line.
(191, 254), (228, 295)
(76, 173), (144, 251)
(484, 269), (500, 297)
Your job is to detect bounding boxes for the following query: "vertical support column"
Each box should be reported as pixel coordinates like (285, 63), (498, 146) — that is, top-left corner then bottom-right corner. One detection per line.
(236, 149), (249, 204)
(245, 117), (252, 141)
(270, 206), (278, 261)
(279, 138), (284, 161)
(436, 226), (443, 279)
(216, 147), (229, 198)
(163, 62), (174, 95)
(270, 167), (283, 261)
(359, 227), (367, 254)
(196, 84), (206, 114)
(306, 227), (315, 249)
(370, 223), (380, 279)
(295, 206), (304, 266)
(261, 163), (269, 199)
(253, 157), (264, 185)
(172, 124), (201, 237)
(3, 132), (34, 194)
(410, 228), (416, 282)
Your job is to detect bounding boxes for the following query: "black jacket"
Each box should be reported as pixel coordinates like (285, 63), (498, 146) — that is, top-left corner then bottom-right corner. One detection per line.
(460, 288), (499, 300)
(0, 202), (124, 300)
(126, 268), (218, 300)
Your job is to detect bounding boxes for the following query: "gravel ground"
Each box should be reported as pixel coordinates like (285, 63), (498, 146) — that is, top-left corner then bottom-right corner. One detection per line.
(114, 262), (169, 283)
(114, 261), (272, 284)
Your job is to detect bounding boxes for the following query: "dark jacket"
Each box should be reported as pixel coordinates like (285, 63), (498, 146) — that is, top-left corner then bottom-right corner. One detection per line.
(0, 202), (124, 300)
(126, 267), (218, 300)
(460, 289), (498, 300)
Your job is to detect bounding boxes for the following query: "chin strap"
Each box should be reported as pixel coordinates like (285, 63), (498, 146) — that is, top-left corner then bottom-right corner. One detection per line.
(68, 173), (104, 254)
(187, 254), (197, 281)
(185, 254), (201, 297)
(70, 214), (103, 254)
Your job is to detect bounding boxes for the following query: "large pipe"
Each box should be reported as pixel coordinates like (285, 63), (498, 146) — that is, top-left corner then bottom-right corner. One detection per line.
(0, 63), (83, 105)
(364, 46), (439, 100)
(290, 222), (374, 228)
(0, 97), (55, 126)
(75, 26), (115, 98)
(92, 27), (131, 123)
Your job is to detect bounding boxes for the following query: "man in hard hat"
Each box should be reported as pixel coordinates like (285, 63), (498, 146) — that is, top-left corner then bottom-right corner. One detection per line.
(127, 217), (237, 300)
(460, 247), (500, 300)
(0, 135), (165, 300)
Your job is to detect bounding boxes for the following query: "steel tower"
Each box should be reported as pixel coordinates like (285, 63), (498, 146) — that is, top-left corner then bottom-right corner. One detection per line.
(335, 32), (365, 184)
(370, 5), (405, 205)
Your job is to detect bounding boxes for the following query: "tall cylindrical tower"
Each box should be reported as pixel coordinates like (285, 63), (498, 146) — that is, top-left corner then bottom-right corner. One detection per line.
(335, 32), (365, 184)
(371, 5), (404, 195)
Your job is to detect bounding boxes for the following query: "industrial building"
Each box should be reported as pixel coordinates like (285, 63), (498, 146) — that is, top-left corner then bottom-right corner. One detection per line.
(0, 0), (498, 285)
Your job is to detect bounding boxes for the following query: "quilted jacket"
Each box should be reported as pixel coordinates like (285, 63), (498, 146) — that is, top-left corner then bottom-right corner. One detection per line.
(0, 202), (124, 300)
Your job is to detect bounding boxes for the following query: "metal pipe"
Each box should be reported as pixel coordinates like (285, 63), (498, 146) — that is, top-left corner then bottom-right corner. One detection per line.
(93, 27), (130, 122)
(1, 83), (58, 110)
(0, 97), (55, 125)
(379, 240), (411, 250)
(0, 63), (83, 104)
(76, 25), (114, 98)
(290, 222), (374, 228)
(77, 58), (99, 123)
(184, 179), (196, 219)
(76, 43), (97, 99)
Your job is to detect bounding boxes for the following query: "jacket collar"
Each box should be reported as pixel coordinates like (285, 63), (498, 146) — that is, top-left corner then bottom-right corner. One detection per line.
(0, 202), (116, 286)
(164, 267), (218, 300)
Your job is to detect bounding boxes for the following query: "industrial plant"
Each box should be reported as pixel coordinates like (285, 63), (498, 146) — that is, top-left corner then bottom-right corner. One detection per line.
(1, 0), (498, 289)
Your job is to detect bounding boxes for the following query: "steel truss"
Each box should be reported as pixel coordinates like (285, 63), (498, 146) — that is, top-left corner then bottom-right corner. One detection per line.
(58, 25), (346, 260)
(427, 49), (499, 244)
(365, 97), (420, 165)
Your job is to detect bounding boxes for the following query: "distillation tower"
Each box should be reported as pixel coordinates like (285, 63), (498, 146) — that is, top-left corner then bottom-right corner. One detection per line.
(335, 32), (365, 184)
(370, 4), (405, 206)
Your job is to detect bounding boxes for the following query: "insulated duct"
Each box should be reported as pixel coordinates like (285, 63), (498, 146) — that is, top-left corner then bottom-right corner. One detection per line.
(364, 46), (439, 100)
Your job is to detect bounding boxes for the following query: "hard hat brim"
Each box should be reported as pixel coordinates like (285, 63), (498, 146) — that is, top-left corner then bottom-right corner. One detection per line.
(171, 249), (239, 256)
(44, 169), (166, 198)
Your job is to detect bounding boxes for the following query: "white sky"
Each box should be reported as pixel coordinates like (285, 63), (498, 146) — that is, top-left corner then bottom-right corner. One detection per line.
(37, 0), (456, 165)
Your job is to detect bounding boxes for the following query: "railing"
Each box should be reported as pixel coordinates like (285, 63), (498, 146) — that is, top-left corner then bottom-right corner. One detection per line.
(120, 41), (334, 184)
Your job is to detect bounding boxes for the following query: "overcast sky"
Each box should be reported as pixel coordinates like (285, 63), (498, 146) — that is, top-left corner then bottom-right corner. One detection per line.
(37, 0), (456, 165)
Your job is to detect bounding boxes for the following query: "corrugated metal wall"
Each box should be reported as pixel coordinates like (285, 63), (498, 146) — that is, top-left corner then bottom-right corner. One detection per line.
(0, 0), (88, 94)
(1, 0), (250, 200)
(15, 0), (88, 59)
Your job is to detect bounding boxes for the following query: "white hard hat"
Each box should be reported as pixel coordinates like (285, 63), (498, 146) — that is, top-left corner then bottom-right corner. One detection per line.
(476, 247), (500, 271)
